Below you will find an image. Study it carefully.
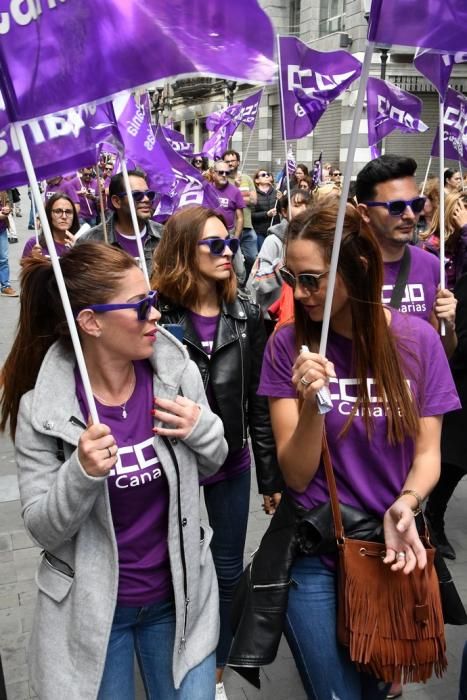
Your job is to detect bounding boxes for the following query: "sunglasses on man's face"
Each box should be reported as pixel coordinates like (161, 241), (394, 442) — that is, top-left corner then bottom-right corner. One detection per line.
(80, 290), (159, 321)
(116, 190), (156, 202)
(280, 267), (329, 292)
(197, 237), (240, 256)
(364, 196), (426, 217)
(215, 170), (229, 176)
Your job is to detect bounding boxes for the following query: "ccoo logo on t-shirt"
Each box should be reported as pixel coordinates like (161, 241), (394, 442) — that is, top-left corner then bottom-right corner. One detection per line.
(109, 437), (162, 489)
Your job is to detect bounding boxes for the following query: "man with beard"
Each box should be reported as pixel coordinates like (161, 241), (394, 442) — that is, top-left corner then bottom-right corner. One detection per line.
(79, 169), (162, 275)
(356, 154), (457, 357)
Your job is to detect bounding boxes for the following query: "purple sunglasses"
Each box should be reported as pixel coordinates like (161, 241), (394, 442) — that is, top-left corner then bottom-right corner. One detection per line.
(78, 290), (158, 321)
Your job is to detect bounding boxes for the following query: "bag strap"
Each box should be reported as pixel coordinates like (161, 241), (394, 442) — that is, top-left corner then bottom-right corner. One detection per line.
(389, 246), (411, 310)
(321, 433), (345, 541)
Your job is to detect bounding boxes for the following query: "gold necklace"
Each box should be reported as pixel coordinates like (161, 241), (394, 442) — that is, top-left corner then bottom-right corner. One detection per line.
(93, 368), (136, 420)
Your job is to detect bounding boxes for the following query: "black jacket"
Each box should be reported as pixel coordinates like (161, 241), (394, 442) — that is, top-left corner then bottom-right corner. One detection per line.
(158, 293), (283, 495)
(252, 187), (279, 236)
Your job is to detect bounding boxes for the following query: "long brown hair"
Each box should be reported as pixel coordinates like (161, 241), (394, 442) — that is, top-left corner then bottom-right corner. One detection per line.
(0, 243), (137, 438)
(286, 196), (419, 444)
(423, 191), (467, 253)
(151, 206), (237, 306)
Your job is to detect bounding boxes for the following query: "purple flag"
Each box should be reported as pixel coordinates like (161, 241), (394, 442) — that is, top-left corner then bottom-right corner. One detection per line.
(366, 77), (429, 156)
(0, 1), (275, 123)
(151, 128), (220, 221)
(0, 96), (121, 191)
(278, 37), (362, 140)
(161, 127), (195, 158)
(202, 90), (263, 160)
(413, 49), (454, 100)
(368, 0), (467, 53)
(431, 87), (467, 166)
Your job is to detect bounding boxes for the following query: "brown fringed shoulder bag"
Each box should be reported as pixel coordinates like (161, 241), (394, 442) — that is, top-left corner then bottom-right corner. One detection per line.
(321, 435), (447, 684)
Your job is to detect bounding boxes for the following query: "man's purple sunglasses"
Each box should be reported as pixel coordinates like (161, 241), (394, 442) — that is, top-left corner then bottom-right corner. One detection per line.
(78, 290), (158, 321)
(364, 196), (426, 216)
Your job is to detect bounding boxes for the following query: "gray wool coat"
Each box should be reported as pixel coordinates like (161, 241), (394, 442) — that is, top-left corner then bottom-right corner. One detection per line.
(15, 327), (228, 699)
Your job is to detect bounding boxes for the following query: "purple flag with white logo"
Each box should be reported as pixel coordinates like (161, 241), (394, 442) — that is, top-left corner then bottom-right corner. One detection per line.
(114, 93), (160, 188)
(278, 37), (362, 140)
(368, 0), (467, 53)
(161, 126), (194, 158)
(202, 90), (263, 160)
(431, 87), (467, 166)
(0, 1), (275, 122)
(151, 128), (220, 221)
(0, 96), (121, 191)
(366, 77), (429, 157)
(414, 49), (454, 100)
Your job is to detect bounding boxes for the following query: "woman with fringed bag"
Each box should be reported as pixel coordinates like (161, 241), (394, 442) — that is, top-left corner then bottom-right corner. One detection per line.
(255, 197), (460, 699)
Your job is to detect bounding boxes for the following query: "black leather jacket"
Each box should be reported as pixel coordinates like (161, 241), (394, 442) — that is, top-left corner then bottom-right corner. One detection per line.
(158, 292), (283, 495)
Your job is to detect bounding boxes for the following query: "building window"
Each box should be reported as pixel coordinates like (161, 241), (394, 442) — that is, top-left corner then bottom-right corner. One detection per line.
(289, 0), (301, 36)
(319, 0), (345, 37)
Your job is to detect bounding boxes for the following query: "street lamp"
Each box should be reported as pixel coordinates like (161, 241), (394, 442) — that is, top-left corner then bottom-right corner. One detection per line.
(363, 0), (390, 154)
(224, 80), (237, 106)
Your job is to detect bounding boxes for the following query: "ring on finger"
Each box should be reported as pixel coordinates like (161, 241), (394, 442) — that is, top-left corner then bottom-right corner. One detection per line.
(106, 446), (113, 459)
(300, 375), (312, 387)
(396, 551), (406, 561)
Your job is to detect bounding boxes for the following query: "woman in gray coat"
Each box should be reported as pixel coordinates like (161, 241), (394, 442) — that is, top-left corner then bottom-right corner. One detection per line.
(0, 242), (227, 700)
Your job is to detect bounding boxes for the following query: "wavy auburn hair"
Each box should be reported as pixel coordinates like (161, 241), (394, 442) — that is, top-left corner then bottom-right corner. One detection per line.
(424, 190), (467, 252)
(151, 206), (237, 306)
(0, 243), (137, 438)
(286, 196), (419, 444)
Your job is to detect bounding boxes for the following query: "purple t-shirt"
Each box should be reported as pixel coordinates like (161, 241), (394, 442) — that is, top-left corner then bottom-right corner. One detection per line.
(382, 245), (440, 321)
(75, 360), (172, 606)
(77, 177), (98, 219)
(258, 311), (460, 518)
(22, 236), (69, 259)
(188, 309), (251, 485)
(213, 182), (245, 231)
(44, 179), (80, 205)
(115, 227), (148, 258)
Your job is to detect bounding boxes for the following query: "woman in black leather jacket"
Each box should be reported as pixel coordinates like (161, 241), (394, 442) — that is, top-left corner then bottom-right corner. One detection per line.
(251, 169), (279, 251)
(151, 205), (282, 698)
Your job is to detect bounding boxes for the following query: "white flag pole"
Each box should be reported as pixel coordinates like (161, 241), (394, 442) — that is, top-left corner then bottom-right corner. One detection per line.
(13, 122), (99, 424)
(459, 160), (465, 192)
(277, 35), (291, 202)
(421, 155), (432, 195)
(319, 40), (375, 356)
(31, 190), (39, 245)
(439, 98), (446, 336)
(120, 159), (150, 286)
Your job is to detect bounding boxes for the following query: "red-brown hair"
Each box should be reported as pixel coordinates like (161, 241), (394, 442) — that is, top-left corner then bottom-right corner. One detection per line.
(151, 206), (237, 306)
(285, 195), (419, 444)
(0, 243), (137, 438)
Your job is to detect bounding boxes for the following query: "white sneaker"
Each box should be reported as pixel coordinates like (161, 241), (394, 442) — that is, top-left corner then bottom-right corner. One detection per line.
(216, 681), (228, 700)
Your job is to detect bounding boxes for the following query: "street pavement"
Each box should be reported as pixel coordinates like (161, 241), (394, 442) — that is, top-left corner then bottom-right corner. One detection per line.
(0, 191), (466, 699)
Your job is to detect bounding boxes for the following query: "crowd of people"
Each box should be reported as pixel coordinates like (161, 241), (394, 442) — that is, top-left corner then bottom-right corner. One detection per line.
(1, 152), (467, 700)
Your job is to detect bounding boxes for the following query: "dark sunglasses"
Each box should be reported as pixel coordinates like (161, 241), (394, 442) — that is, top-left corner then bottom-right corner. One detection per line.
(215, 170), (230, 176)
(332, 172), (342, 177)
(193, 159), (203, 163)
(280, 267), (329, 292)
(79, 290), (158, 321)
(197, 237), (240, 256)
(116, 189), (156, 202)
(258, 172), (271, 177)
(364, 196), (426, 216)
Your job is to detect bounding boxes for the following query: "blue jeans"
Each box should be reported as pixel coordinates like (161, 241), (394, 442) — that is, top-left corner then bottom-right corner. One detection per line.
(0, 230), (11, 289)
(285, 556), (389, 700)
(239, 228), (258, 278)
(97, 599), (216, 699)
(203, 469), (251, 668)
